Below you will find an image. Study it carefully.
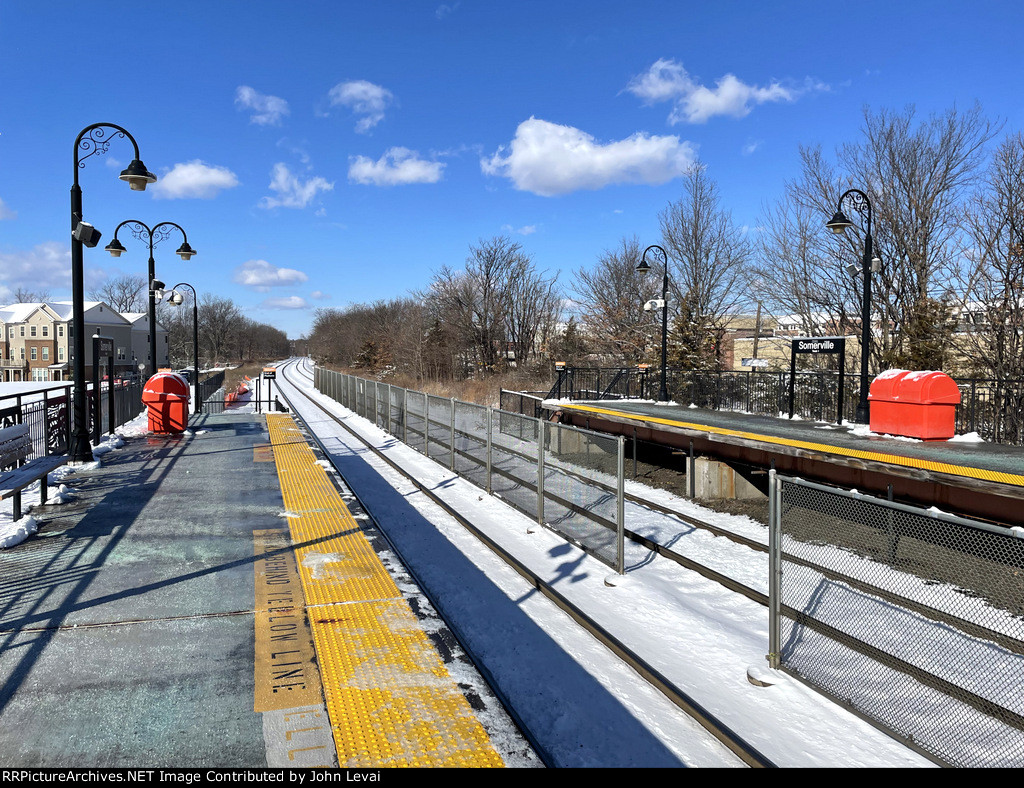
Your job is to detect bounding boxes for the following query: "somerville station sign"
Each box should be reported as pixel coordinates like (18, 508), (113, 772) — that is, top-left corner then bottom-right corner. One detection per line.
(788, 336), (848, 423)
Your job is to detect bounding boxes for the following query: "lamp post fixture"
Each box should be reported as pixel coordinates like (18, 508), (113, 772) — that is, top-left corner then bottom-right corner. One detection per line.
(635, 244), (671, 402)
(826, 189), (875, 424)
(104, 221), (196, 381)
(165, 283), (200, 414)
(70, 123), (156, 464)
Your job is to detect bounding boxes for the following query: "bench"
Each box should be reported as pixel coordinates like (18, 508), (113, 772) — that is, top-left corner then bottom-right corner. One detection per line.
(0, 424), (68, 521)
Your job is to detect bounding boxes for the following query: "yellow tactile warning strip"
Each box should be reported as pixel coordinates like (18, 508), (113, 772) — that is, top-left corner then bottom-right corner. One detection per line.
(266, 414), (505, 768)
(558, 401), (1024, 488)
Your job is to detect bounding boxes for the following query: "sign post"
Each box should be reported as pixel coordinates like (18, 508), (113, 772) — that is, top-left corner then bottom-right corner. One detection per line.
(262, 366), (277, 412)
(91, 335), (115, 443)
(788, 337), (847, 424)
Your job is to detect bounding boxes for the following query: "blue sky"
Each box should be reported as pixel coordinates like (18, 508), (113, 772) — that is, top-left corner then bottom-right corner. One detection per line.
(1, 1), (1022, 339)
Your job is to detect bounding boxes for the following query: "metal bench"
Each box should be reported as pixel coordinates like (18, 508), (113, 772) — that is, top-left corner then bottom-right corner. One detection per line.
(0, 424), (69, 521)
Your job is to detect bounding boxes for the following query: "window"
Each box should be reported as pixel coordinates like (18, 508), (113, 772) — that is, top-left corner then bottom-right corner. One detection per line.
(19, 348), (24, 360)
(59, 325), (64, 337)
(59, 347), (64, 361)
(30, 326), (36, 337)
(42, 347), (49, 361)
(30, 347), (37, 361)
(42, 326), (48, 337)
(19, 327), (24, 337)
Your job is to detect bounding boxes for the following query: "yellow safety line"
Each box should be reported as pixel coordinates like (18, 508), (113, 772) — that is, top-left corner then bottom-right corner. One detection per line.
(558, 402), (1024, 488)
(266, 414), (504, 768)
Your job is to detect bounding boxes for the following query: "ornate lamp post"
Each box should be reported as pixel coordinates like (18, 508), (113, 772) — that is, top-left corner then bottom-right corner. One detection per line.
(70, 124), (156, 463)
(635, 244), (671, 402)
(165, 283), (200, 414)
(104, 221), (196, 381)
(826, 189), (875, 424)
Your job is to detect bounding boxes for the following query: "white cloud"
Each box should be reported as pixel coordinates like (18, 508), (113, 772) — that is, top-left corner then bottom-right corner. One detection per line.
(259, 163), (334, 209)
(501, 224), (537, 236)
(482, 117), (695, 196)
(235, 86), (290, 126)
(626, 59), (826, 124)
(742, 139), (763, 156)
(0, 242), (69, 300)
(328, 80), (394, 133)
(348, 148), (444, 186)
(150, 160), (239, 199)
(436, 3), (460, 19)
(233, 260), (309, 291)
(0, 197), (15, 220)
(310, 290), (329, 300)
(261, 296), (308, 310)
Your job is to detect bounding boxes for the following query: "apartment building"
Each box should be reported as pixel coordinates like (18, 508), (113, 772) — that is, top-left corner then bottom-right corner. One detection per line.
(0, 301), (168, 382)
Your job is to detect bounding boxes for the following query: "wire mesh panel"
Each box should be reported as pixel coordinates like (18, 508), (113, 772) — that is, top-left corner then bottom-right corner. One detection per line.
(490, 411), (540, 522)
(374, 382), (388, 430)
(405, 390), (427, 454)
(773, 474), (1024, 768)
(542, 423), (621, 567)
(426, 395), (453, 468)
(389, 386), (405, 437)
(454, 401), (488, 488)
(355, 378), (366, 418)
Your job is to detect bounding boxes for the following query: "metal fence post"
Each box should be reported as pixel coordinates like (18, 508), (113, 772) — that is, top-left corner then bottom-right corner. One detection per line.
(486, 408), (493, 495)
(617, 435), (625, 574)
(767, 470), (781, 669)
(537, 418), (545, 525)
(450, 397), (456, 472)
(425, 394), (430, 459)
(688, 439), (696, 499)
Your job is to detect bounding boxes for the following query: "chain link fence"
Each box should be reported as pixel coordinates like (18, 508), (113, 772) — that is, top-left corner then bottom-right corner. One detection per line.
(314, 368), (626, 572)
(768, 472), (1024, 767)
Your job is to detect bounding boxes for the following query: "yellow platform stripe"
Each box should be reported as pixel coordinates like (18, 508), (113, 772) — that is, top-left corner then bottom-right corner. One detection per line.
(266, 414), (504, 768)
(559, 402), (1024, 488)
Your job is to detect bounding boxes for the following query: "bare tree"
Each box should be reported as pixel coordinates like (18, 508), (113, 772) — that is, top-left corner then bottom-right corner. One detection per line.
(199, 295), (243, 365)
(89, 275), (147, 313)
(660, 164), (752, 369)
(573, 235), (659, 365)
(13, 287), (51, 303)
(955, 132), (1024, 382)
(837, 103), (998, 368)
(752, 147), (861, 369)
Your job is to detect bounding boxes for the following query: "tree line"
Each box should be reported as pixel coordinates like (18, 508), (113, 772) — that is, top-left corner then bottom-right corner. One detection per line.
(314, 103), (1024, 387)
(88, 278), (289, 368)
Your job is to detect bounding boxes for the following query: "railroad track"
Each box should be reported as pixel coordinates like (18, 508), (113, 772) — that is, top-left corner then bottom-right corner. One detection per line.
(275, 357), (775, 769)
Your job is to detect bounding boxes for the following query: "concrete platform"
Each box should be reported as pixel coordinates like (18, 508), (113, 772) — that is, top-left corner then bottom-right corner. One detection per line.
(0, 412), (282, 767)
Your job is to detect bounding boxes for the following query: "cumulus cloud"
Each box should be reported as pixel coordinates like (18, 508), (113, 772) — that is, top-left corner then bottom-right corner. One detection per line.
(482, 117), (695, 196)
(0, 242), (70, 300)
(626, 59), (826, 124)
(150, 160), (239, 199)
(233, 260), (309, 291)
(348, 148), (444, 186)
(328, 80), (394, 133)
(235, 86), (290, 126)
(259, 163), (334, 209)
(261, 296), (308, 310)
(0, 197), (15, 220)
